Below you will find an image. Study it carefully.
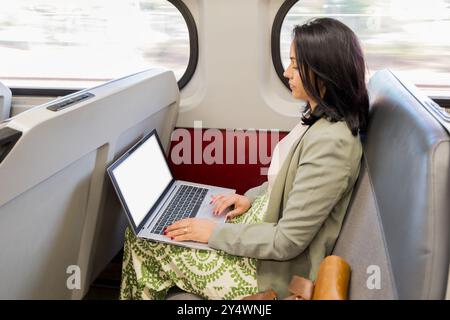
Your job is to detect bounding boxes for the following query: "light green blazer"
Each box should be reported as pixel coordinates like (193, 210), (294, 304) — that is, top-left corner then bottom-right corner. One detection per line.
(208, 117), (363, 298)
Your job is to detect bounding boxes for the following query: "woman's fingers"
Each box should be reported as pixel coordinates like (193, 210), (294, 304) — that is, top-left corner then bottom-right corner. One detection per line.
(163, 218), (216, 243)
(171, 234), (191, 242)
(165, 218), (192, 240)
(210, 194), (224, 204)
(214, 197), (235, 215)
(213, 196), (232, 214)
(212, 194), (234, 215)
(165, 218), (190, 232)
(211, 192), (236, 205)
(164, 227), (186, 238)
(225, 208), (243, 220)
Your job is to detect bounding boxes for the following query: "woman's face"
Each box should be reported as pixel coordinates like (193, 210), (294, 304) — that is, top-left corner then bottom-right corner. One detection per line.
(283, 41), (309, 101)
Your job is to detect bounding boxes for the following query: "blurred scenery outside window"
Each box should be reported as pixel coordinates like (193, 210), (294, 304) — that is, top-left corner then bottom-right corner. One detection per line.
(0, 0), (190, 89)
(281, 0), (450, 97)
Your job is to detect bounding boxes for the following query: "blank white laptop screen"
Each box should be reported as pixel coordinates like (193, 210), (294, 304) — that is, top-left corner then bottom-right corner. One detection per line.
(112, 135), (173, 227)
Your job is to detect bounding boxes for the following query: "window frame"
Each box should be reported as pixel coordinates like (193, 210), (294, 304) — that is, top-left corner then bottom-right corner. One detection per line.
(271, 0), (299, 90)
(169, 0), (198, 90)
(7, 0), (198, 96)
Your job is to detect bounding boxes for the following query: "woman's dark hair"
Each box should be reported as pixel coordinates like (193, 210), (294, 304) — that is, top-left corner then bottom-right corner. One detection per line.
(293, 18), (369, 136)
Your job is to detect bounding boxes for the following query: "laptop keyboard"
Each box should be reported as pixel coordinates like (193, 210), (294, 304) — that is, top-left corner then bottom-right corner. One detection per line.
(150, 185), (209, 235)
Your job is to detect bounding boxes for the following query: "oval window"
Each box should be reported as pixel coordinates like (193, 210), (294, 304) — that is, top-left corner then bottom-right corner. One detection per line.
(275, 0), (450, 96)
(0, 0), (197, 89)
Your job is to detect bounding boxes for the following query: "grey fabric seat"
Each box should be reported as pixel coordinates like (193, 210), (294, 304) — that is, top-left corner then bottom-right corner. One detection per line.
(333, 70), (450, 299)
(168, 69), (450, 300)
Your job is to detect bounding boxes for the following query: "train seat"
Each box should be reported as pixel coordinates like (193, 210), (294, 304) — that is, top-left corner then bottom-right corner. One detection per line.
(167, 69), (450, 300)
(333, 69), (450, 299)
(0, 68), (179, 299)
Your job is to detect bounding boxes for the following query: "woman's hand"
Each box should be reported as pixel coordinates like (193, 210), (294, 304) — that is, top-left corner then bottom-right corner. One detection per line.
(210, 193), (251, 220)
(164, 218), (217, 243)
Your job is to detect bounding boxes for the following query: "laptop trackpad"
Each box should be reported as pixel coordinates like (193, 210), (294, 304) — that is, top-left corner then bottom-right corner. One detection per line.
(196, 203), (230, 222)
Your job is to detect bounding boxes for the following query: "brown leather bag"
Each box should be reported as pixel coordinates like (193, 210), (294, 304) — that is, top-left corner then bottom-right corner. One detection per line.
(313, 255), (351, 300)
(242, 255), (351, 300)
(284, 276), (315, 300)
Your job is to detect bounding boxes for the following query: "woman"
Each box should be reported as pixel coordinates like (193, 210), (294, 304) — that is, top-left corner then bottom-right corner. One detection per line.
(120, 17), (368, 300)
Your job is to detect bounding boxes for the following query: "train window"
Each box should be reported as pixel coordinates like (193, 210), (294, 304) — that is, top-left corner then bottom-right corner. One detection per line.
(0, 0), (198, 90)
(273, 0), (450, 97)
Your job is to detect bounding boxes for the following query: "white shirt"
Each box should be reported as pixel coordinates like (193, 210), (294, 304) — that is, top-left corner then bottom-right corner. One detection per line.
(267, 122), (309, 195)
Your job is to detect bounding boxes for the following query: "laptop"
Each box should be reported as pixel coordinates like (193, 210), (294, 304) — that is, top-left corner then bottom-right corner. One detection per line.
(107, 129), (234, 251)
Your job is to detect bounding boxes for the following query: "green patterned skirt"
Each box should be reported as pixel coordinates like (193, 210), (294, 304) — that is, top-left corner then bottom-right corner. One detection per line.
(119, 192), (269, 300)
